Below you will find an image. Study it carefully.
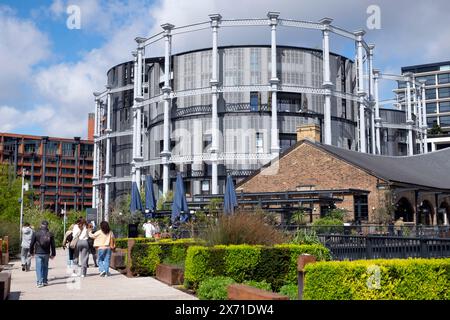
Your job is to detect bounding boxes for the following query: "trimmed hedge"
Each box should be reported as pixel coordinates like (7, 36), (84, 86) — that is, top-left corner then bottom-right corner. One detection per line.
(304, 258), (450, 300)
(115, 237), (156, 249)
(184, 244), (330, 291)
(130, 239), (203, 276)
(197, 277), (273, 300)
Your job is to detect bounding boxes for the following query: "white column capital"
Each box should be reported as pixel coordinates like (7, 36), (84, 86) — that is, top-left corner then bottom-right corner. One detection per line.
(267, 11), (280, 25)
(354, 30), (366, 41)
(135, 37), (146, 45)
(319, 17), (333, 28)
(209, 13), (222, 26)
(161, 23), (175, 35)
(373, 69), (381, 79)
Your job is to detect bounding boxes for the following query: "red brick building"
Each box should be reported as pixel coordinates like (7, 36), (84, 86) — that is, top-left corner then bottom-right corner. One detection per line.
(238, 126), (450, 226)
(0, 133), (94, 212)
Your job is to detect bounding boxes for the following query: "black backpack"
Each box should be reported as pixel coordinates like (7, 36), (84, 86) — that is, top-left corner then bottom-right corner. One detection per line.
(38, 230), (52, 249)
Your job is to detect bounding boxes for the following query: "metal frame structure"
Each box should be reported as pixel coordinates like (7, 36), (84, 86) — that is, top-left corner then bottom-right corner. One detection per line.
(92, 13), (426, 221)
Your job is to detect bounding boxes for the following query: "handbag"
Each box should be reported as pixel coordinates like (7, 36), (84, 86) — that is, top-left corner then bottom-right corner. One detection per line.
(69, 234), (79, 249)
(109, 233), (116, 251)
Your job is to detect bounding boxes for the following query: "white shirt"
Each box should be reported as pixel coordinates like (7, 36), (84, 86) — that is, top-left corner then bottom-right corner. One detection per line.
(73, 225), (89, 241)
(143, 223), (156, 238)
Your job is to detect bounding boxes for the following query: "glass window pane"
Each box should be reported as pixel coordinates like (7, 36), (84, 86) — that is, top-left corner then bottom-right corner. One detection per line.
(440, 116), (450, 127)
(438, 73), (450, 84)
(426, 103), (437, 114)
(439, 101), (450, 113)
(426, 89), (436, 100)
(439, 87), (450, 99)
(427, 116), (438, 128)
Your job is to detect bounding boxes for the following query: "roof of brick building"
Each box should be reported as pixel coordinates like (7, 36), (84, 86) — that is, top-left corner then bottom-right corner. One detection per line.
(309, 140), (450, 190)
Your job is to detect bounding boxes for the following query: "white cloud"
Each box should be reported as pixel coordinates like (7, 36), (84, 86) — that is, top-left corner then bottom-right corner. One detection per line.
(0, 105), (54, 132)
(0, 6), (50, 102)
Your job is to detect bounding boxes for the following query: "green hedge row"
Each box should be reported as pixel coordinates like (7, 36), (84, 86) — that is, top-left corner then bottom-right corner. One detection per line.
(115, 237), (157, 249)
(184, 244), (330, 291)
(130, 239), (203, 276)
(304, 258), (450, 300)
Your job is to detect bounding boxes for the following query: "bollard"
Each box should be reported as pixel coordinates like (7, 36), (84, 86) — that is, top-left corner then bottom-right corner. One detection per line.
(297, 254), (317, 300)
(0, 238), (3, 265)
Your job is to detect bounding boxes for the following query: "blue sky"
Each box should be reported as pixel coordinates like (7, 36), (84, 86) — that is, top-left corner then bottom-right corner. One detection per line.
(0, 0), (449, 138)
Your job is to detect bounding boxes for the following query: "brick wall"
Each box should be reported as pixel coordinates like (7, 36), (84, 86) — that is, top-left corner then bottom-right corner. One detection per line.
(239, 142), (388, 222)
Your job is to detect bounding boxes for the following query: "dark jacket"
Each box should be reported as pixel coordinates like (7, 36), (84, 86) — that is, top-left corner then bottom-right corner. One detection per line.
(30, 227), (56, 256)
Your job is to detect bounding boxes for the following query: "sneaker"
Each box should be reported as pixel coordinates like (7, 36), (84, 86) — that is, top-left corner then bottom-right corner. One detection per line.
(22, 265), (25, 271)
(43, 282), (48, 286)
(104, 272), (110, 277)
(99, 271), (106, 277)
(71, 273), (78, 277)
(80, 274), (85, 278)
(37, 284), (44, 288)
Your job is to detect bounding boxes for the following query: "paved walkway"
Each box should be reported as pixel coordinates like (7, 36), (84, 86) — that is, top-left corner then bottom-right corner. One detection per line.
(7, 249), (196, 300)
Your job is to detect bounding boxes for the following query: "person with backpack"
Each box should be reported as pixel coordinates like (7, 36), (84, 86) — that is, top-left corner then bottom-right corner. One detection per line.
(20, 222), (34, 272)
(87, 222), (98, 268)
(29, 220), (56, 288)
(88, 221), (115, 277)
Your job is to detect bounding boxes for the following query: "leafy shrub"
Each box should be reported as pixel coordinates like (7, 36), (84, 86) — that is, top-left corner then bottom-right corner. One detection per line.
(129, 239), (202, 276)
(115, 237), (156, 249)
(0, 220), (20, 256)
(312, 218), (344, 234)
(279, 283), (298, 300)
(243, 280), (272, 291)
(184, 244), (330, 291)
(197, 276), (236, 300)
(290, 229), (321, 245)
(201, 211), (286, 246)
(304, 258), (450, 300)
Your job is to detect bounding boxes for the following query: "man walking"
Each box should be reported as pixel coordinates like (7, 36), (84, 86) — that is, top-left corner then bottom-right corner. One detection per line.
(20, 223), (34, 271)
(30, 221), (56, 288)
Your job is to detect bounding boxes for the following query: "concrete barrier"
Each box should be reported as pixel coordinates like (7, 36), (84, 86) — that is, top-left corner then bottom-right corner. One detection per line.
(0, 271), (11, 300)
(156, 264), (184, 285)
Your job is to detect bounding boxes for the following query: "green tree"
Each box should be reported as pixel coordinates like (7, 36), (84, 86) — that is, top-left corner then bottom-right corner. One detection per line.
(429, 123), (443, 135)
(0, 164), (24, 223)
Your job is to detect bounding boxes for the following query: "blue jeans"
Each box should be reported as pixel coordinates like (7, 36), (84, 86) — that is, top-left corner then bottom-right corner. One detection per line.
(97, 248), (112, 274)
(35, 254), (49, 285)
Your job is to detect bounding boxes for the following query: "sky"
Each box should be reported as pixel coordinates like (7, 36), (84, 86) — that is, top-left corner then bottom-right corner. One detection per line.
(1, 0), (450, 139)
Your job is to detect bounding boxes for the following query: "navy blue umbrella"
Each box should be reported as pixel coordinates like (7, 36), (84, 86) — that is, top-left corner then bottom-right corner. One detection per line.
(145, 175), (157, 217)
(130, 181), (143, 213)
(171, 173), (189, 223)
(223, 175), (238, 214)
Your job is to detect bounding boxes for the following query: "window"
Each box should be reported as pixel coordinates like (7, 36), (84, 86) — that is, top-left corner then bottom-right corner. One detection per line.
(439, 101), (450, 113)
(256, 132), (264, 154)
(439, 116), (450, 127)
(438, 87), (450, 99)
(427, 116), (438, 128)
(426, 103), (437, 114)
(438, 73), (450, 84)
(201, 180), (210, 195)
(250, 92), (260, 112)
(416, 75), (435, 86)
(354, 195), (369, 222)
(397, 81), (407, 89)
(426, 89), (436, 100)
(250, 48), (261, 85)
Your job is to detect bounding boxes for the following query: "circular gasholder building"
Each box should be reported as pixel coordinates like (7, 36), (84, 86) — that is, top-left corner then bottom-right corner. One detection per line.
(92, 13), (426, 219)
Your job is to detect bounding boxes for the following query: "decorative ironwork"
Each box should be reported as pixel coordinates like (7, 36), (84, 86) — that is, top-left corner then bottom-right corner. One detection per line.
(221, 19), (268, 27)
(174, 105), (212, 117)
(278, 19), (322, 30)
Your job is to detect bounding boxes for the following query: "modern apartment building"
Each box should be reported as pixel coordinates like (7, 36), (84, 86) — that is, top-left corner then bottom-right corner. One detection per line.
(0, 133), (94, 212)
(400, 61), (450, 152)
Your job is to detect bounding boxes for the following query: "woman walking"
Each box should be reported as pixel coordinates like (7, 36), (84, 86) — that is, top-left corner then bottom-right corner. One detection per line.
(89, 221), (115, 277)
(72, 218), (90, 277)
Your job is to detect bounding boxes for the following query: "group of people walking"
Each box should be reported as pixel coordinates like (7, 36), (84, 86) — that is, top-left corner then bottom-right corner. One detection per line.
(21, 217), (115, 288)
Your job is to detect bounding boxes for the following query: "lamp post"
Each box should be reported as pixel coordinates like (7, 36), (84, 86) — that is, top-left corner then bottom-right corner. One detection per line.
(19, 169), (29, 238)
(63, 202), (67, 239)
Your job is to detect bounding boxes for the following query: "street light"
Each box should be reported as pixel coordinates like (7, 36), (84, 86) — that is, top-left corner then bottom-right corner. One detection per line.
(19, 169), (29, 239)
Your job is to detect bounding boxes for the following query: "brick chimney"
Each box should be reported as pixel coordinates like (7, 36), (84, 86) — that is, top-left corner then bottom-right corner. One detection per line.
(296, 123), (321, 142)
(87, 113), (95, 141)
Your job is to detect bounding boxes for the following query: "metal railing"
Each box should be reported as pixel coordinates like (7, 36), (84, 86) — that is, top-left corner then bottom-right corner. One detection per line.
(320, 234), (450, 260)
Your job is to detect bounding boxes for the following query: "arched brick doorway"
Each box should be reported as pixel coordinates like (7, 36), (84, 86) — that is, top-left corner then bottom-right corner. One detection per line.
(418, 200), (434, 225)
(394, 197), (414, 222)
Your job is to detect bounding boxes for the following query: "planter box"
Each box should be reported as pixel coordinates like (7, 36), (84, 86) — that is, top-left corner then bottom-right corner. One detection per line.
(0, 272), (11, 300)
(228, 284), (289, 300)
(156, 264), (184, 285)
(110, 249), (127, 270)
(1, 253), (8, 265)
